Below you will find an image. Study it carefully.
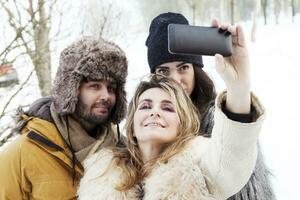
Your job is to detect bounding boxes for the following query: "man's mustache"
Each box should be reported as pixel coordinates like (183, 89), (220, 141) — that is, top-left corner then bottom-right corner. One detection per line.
(92, 101), (110, 109)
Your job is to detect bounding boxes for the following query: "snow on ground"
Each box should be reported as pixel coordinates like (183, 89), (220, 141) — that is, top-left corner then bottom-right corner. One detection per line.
(1, 13), (300, 199)
(249, 20), (300, 200)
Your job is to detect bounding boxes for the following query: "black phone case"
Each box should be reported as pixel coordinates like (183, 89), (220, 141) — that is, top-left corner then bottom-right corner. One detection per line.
(168, 24), (232, 57)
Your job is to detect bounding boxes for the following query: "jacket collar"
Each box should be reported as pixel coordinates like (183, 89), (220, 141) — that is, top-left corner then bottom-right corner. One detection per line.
(20, 114), (84, 177)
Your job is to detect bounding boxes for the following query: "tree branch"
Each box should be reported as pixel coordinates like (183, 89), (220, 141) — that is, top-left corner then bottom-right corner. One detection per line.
(1, 1), (35, 57)
(0, 69), (34, 119)
(0, 23), (29, 58)
(1, 104), (30, 117)
(47, 0), (58, 22)
(12, 0), (23, 25)
(50, 11), (63, 40)
(0, 128), (15, 147)
(99, 3), (111, 37)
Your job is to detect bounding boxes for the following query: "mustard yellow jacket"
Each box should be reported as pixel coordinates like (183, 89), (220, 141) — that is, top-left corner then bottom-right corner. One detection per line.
(0, 115), (83, 200)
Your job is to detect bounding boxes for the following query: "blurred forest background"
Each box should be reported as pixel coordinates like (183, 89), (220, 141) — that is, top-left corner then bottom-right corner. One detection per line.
(0, 0), (299, 147)
(1, 1), (300, 199)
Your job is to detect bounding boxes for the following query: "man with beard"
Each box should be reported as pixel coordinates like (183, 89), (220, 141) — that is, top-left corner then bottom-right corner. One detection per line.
(0, 36), (127, 199)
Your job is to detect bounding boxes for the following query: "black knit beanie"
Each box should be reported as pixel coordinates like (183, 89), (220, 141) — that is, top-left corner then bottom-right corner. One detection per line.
(146, 12), (203, 73)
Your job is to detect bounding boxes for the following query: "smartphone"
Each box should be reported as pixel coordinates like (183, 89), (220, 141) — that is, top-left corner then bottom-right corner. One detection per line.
(168, 24), (232, 57)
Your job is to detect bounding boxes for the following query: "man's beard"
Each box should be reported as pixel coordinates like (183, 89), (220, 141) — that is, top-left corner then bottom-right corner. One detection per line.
(75, 100), (111, 125)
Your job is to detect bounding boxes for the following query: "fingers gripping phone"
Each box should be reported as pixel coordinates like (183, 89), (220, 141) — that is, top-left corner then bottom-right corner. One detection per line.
(168, 24), (232, 57)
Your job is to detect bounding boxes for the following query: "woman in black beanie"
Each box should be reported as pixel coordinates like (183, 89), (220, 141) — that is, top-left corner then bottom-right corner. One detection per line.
(145, 12), (275, 200)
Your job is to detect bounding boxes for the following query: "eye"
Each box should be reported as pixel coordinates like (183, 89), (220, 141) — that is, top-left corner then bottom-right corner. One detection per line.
(162, 105), (175, 112)
(89, 83), (100, 90)
(107, 84), (117, 93)
(178, 65), (190, 72)
(156, 68), (169, 76)
(138, 103), (151, 110)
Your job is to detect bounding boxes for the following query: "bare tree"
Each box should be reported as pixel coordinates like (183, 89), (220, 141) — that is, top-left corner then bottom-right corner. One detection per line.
(0, 0), (67, 145)
(219, 0), (226, 22)
(291, 0), (296, 22)
(282, 0), (289, 15)
(185, 0), (223, 25)
(274, 0), (281, 24)
(79, 0), (128, 41)
(0, 70), (34, 120)
(136, 0), (183, 31)
(251, 0), (261, 42)
(230, 0), (235, 24)
(261, 0), (268, 24)
(184, 0), (199, 25)
(0, 0), (60, 97)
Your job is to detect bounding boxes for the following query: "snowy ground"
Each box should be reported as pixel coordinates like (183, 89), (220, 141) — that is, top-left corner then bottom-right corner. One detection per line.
(249, 21), (300, 200)
(1, 13), (300, 199)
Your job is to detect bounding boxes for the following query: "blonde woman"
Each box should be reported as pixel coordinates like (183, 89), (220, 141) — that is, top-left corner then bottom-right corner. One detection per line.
(78, 74), (265, 199)
(146, 13), (274, 199)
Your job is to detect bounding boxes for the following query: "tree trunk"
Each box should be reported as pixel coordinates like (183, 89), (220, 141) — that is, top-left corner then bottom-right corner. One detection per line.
(283, 0), (290, 15)
(230, 0), (235, 24)
(261, 0), (268, 25)
(1, 0), (54, 96)
(291, 0), (295, 22)
(219, 0), (226, 21)
(33, 0), (52, 96)
(251, 0), (261, 42)
(274, 0), (281, 24)
(192, 2), (196, 25)
(32, 52), (52, 97)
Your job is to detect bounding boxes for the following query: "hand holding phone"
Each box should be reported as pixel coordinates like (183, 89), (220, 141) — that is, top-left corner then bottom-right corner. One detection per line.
(168, 24), (232, 57)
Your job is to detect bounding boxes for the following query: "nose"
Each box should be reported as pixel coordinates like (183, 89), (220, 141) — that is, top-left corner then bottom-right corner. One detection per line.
(170, 72), (182, 85)
(150, 111), (160, 118)
(98, 87), (110, 101)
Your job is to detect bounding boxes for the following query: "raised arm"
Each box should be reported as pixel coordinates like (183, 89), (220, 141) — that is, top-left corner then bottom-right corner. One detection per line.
(196, 20), (265, 199)
(212, 19), (251, 114)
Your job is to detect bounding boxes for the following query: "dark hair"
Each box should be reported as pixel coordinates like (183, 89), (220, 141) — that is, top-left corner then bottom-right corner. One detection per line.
(191, 65), (216, 115)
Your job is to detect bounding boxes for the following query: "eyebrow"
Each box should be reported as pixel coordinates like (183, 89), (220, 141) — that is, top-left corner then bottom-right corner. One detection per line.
(161, 100), (173, 105)
(138, 99), (173, 105)
(85, 81), (100, 85)
(85, 80), (116, 86)
(157, 62), (187, 69)
(109, 82), (117, 87)
(176, 62), (187, 68)
(138, 99), (152, 105)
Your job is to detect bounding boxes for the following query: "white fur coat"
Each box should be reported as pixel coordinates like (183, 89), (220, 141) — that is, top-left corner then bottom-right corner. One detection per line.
(78, 92), (265, 200)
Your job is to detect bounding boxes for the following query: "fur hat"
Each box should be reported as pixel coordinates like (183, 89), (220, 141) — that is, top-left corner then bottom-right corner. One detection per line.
(146, 12), (203, 73)
(52, 36), (127, 124)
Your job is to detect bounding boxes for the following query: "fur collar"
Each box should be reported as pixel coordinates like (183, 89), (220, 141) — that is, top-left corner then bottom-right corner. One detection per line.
(143, 137), (215, 200)
(78, 137), (216, 200)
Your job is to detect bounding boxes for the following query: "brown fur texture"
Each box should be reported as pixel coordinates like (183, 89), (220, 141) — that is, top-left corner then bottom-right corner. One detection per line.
(52, 36), (128, 124)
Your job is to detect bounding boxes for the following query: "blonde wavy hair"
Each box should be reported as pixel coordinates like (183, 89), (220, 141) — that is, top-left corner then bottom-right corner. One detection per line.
(112, 75), (201, 191)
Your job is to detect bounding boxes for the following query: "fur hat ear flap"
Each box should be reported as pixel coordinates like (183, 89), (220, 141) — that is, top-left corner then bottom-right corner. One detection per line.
(111, 84), (127, 124)
(52, 70), (82, 115)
